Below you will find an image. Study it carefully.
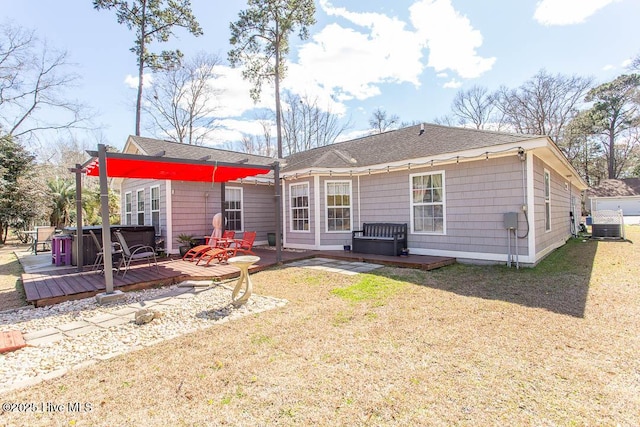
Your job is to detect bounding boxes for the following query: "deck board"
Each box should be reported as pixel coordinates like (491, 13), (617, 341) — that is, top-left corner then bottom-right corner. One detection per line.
(21, 248), (455, 307)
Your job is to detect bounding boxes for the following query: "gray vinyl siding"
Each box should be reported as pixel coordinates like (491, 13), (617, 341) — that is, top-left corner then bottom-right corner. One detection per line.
(335, 156), (531, 256)
(533, 156), (573, 256)
(443, 157), (528, 255)
(242, 183), (278, 243)
(285, 178), (316, 246)
(120, 178), (166, 235)
(169, 181), (276, 248)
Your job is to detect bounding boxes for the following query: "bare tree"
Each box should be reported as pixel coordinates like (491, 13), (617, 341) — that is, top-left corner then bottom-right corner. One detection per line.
(143, 52), (222, 145)
(94, 0), (203, 136)
(432, 114), (461, 127)
(369, 107), (399, 134)
(630, 53), (640, 72)
(282, 92), (351, 155)
(451, 85), (502, 130)
(234, 113), (276, 157)
(493, 69), (593, 146)
(0, 23), (90, 144)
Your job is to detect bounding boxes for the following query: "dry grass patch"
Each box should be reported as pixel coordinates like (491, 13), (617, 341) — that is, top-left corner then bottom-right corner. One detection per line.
(0, 239), (28, 311)
(1, 229), (639, 426)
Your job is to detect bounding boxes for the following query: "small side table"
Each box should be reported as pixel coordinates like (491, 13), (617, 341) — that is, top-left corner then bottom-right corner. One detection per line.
(52, 235), (72, 266)
(227, 255), (260, 306)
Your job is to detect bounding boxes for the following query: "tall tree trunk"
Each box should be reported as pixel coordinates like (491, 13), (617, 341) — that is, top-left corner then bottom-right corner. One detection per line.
(608, 130), (615, 179)
(135, 0), (148, 136)
(274, 27), (283, 159)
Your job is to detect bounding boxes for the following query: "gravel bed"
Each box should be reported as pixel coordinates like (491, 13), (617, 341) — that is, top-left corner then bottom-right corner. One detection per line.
(0, 281), (288, 394)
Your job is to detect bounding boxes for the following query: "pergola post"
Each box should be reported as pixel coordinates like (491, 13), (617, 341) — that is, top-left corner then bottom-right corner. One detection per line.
(95, 144), (124, 304)
(274, 162), (282, 264)
(99, 144), (114, 293)
(72, 164), (84, 272)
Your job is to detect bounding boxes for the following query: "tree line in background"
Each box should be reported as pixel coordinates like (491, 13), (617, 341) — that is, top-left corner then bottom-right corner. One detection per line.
(0, 22), (119, 243)
(434, 69), (640, 185)
(1, 0), (639, 242)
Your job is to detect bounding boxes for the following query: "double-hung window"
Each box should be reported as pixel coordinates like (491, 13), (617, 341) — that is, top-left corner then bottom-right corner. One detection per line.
(136, 189), (145, 225)
(151, 185), (160, 234)
(124, 192), (132, 225)
(326, 181), (351, 232)
(225, 187), (243, 231)
(410, 172), (445, 234)
(290, 183), (310, 231)
(544, 170), (551, 231)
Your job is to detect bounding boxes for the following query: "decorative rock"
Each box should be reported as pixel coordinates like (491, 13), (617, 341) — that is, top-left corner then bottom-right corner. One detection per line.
(134, 309), (159, 325)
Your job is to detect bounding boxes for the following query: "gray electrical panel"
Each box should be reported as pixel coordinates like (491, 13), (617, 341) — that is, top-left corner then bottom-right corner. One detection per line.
(503, 212), (518, 229)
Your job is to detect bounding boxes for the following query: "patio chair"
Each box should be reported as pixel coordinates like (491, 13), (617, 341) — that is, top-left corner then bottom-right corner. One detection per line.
(228, 231), (257, 256)
(34, 226), (55, 254)
(89, 230), (122, 271)
(195, 247), (230, 266)
(182, 230), (235, 262)
(113, 230), (159, 278)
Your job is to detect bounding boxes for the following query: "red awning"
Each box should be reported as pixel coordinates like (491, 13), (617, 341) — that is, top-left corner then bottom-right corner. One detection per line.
(85, 156), (272, 182)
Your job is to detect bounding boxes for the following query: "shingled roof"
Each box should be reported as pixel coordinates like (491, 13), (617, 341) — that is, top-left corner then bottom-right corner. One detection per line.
(128, 136), (276, 167)
(586, 178), (640, 197)
(282, 123), (542, 172)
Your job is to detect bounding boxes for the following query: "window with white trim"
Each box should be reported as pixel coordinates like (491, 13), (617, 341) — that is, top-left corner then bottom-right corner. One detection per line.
(124, 192), (132, 225)
(225, 187), (243, 231)
(544, 170), (551, 231)
(151, 186), (160, 234)
(326, 181), (351, 232)
(136, 189), (145, 225)
(290, 183), (310, 231)
(410, 172), (445, 234)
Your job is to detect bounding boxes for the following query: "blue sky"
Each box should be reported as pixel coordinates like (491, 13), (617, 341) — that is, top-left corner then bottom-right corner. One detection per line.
(2, 0), (639, 151)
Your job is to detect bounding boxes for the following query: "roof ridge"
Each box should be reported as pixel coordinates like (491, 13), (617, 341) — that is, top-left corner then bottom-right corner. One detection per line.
(130, 135), (276, 160)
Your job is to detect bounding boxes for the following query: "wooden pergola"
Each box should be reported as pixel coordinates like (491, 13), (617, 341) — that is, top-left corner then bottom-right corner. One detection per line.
(74, 144), (282, 297)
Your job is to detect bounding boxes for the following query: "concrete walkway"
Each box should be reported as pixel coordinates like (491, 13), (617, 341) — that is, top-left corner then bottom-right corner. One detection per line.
(286, 257), (383, 275)
(20, 285), (198, 347)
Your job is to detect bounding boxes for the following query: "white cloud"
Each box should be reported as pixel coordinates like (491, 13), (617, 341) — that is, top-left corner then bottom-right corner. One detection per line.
(443, 78), (462, 89)
(284, 0), (494, 113)
(602, 64), (615, 71)
(409, 0), (496, 79)
(533, 0), (618, 26)
(208, 66), (274, 118)
(209, 118), (277, 146)
(621, 58), (632, 68)
(299, 2), (427, 101)
(124, 73), (153, 89)
(194, 0), (495, 138)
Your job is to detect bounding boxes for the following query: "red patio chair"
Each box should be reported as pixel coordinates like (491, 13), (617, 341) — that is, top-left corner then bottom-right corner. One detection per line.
(195, 247), (230, 266)
(182, 230), (235, 262)
(229, 231), (257, 256)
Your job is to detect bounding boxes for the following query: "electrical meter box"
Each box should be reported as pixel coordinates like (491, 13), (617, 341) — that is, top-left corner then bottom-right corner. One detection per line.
(503, 212), (518, 229)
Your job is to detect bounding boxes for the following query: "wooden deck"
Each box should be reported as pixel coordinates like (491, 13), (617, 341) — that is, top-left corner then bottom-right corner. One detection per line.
(21, 248), (455, 307)
(315, 250), (456, 270)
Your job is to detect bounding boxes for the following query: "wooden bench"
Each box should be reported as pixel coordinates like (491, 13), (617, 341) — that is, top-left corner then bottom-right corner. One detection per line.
(352, 223), (408, 256)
